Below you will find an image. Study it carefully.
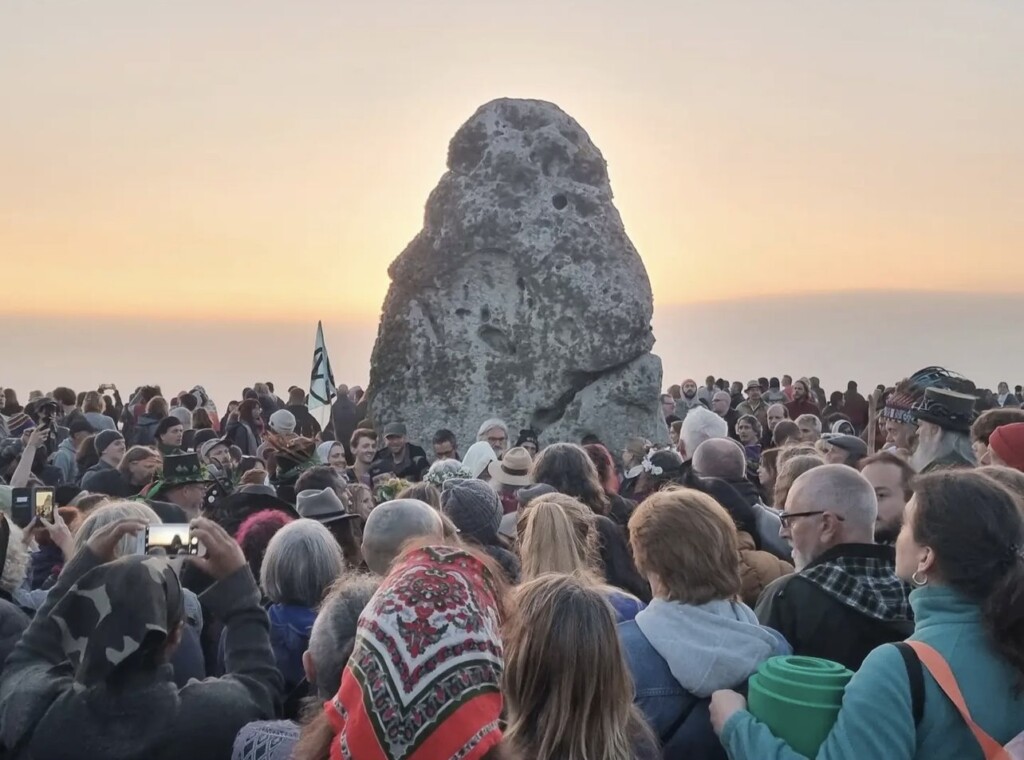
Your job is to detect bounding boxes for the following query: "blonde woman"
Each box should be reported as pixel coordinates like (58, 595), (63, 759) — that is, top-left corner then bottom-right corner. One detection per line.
(503, 573), (659, 760)
(517, 494), (645, 621)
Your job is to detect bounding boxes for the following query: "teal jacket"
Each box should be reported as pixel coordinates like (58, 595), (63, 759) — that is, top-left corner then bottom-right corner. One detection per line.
(722, 585), (1024, 759)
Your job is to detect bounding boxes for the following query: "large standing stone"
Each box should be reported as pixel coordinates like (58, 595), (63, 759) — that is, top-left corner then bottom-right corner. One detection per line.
(367, 98), (669, 459)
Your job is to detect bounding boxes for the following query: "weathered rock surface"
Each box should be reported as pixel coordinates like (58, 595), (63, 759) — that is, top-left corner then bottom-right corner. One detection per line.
(367, 98), (669, 459)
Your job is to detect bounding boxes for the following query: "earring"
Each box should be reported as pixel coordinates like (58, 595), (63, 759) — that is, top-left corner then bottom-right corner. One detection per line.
(911, 571), (928, 587)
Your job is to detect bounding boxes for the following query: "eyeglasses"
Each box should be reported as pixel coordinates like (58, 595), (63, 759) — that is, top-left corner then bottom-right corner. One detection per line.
(779, 510), (846, 527)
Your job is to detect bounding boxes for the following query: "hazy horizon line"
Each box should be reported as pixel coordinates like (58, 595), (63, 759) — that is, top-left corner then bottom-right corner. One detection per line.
(3, 286), (1020, 325)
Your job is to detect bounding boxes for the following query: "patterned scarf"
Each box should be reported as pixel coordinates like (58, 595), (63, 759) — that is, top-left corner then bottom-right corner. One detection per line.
(49, 555), (183, 686)
(325, 546), (504, 760)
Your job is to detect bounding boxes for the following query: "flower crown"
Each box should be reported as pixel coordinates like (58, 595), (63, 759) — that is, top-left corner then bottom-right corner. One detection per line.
(425, 466), (471, 489)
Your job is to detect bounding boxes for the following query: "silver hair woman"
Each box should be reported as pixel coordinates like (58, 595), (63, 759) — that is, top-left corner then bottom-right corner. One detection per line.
(258, 519), (346, 695)
(261, 519), (345, 608)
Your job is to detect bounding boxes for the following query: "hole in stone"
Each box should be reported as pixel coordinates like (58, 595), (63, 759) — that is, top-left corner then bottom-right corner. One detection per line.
(516, 277), (526, 290)
(480, 305), (491, 322)
(527, 297), (535, 308)
(455, 308), (470, 317)
(552, 194), (568, 210)
(478, 325), (515, 355)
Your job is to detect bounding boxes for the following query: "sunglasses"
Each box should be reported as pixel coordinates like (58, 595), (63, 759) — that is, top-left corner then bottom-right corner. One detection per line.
(779, 510), (846, 527)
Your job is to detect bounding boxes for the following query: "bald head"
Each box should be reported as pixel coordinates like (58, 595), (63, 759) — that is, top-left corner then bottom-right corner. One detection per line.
(788, 464), (877, 540)
(692, 438), (747, 480)
(361, 499), (444, 576)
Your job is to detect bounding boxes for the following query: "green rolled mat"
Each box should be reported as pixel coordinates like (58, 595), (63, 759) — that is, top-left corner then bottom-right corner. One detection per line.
(747, 656), (854, 757)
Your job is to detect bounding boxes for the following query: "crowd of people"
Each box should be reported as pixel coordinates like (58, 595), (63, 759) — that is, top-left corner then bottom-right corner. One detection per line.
(0, 369), (1022, 759)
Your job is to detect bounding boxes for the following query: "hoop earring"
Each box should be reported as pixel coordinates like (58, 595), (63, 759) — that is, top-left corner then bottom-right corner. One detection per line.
(911, 571), (928, 587)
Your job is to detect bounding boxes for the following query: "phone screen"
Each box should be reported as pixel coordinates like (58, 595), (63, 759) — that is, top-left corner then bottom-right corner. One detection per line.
(33, 489), (55, 523)
(145, 524), (199, 556)
(11, 489), (32, 528)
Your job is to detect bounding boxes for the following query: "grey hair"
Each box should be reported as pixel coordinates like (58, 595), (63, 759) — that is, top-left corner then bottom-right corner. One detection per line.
(692, 438), (747, 480)
(362, 499), (443, 576)
(2, 522), (29, 595)
(477, 418), (509, 440)
(428, 459), (468, 478)
(680, 407), (728, 461)
(261, 519), (345, 607)
(308, 575), (380, 699)
(73, 501), (162, 559)
(796, 414), (822, 436)
(712, 391), (732, 404)
(910, 428), (976, 473)
(788, 464), (878, 538)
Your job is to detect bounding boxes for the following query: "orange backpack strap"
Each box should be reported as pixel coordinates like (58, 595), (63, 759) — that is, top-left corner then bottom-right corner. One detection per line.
(905, 641), (1011, 760)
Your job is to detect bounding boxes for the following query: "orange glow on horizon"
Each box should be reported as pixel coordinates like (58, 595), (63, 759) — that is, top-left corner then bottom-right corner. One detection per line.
(2, 1), (1022, 322)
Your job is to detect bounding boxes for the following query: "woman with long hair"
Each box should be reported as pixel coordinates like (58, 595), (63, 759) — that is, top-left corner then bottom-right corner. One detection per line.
(532, 443), (649, 601)
(228, 399), (262, 457)
(532, 443), (610, 515)
(192, 407), (214, 431)
(518, 494), (644, 621)
(584, 443), (635, 528)
(503, 574), (659, 760)
(758, 448), (782, 505)
(712, 469), (1024, 759)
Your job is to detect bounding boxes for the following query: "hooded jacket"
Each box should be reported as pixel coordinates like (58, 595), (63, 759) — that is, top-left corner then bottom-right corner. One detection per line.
(0, 549), (281, 760)
(133, 414), (161, 446)
(50, 437), (79, 485)
(755, 543), (914, 671)
(620, 598), (789, 760)
(266, 604), (316, 694)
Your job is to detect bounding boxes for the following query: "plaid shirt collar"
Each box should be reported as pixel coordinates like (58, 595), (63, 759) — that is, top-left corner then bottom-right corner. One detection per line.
(801, 543), (913, 622)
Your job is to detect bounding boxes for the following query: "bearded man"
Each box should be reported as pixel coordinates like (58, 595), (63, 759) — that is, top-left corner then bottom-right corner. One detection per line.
(674, 379), (707, 421)
(908, 387), (978, 473)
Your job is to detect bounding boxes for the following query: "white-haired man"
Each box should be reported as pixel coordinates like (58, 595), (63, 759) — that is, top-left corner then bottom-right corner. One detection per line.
(477, 418), (509, 457)
(680, 407), (727, 462)
(908, 387), (977, 473)
(755, 465), (912, 671)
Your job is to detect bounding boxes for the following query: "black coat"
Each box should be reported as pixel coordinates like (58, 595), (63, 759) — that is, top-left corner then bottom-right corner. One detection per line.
(286, 405), (322, 440)
(755, 545), (914, 671)
(0, 550), (282, 760)
(329, 397), (360, 454)
(372, 444), (430, 482)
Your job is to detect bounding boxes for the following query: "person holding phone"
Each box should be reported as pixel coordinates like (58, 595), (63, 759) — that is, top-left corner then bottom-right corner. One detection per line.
(0, 517), (283, 760)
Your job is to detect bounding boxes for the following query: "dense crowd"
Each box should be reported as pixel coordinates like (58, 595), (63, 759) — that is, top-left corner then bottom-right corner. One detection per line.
(0, 370), (1022, 760)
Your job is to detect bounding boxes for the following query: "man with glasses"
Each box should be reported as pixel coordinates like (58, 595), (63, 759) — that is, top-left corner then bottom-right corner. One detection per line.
(754, 464), (913, 670)
(477, 418), (510, 458)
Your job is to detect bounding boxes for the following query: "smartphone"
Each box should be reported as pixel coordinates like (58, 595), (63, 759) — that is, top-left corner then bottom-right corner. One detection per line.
(11, 488), (32, 528)
(145, 524), (202, 556)
(33, 487), (55, 524)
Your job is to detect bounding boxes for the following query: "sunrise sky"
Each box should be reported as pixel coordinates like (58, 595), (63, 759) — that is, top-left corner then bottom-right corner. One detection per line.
(3, 0), (1022, 327)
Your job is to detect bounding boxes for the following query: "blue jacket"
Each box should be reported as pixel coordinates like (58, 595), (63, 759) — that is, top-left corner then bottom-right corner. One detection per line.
(722, 586), (1024, 759)
(266, 604), (317, 692)
(620, 599), (789, 760)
